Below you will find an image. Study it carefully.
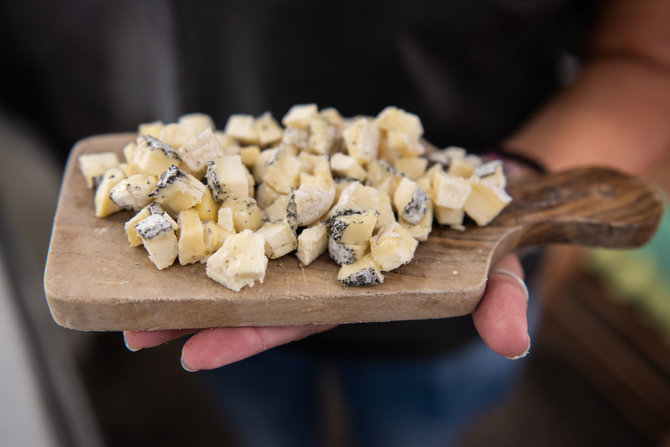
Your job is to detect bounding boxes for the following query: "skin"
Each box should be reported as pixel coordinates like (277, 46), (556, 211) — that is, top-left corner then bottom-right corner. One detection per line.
(124, 0), (670, 370)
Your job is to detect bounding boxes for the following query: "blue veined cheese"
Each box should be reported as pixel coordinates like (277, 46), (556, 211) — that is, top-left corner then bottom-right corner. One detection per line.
(328, 237), (370, 266)
(393, 177), (429, 225)
(475, 160), (507, 189)
(149, 165), (206, 214)
(133, 134), (182, 176)
(366, 159), (404, 198)
(78, 152), (120, 189)
(206, 229), (268, 292)
(328, 182), (395, 230)
(135, 213), (179, 270)
(337, 254), (384, 286)
(327, 209), (378, 245)
(399, 198), (433, 242)
(109, 174), (156, 211)
(124, 203), (164, 246)
(205, 154), (250, 202)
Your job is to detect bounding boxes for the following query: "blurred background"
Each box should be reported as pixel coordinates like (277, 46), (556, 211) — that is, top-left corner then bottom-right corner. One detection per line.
(1, 1), (669, 446)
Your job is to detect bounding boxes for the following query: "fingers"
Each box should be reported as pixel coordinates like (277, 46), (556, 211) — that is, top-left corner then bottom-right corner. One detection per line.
(472, 254), (531, 359)
(180, 324), (336, 371)
(123, 329), (196, 351)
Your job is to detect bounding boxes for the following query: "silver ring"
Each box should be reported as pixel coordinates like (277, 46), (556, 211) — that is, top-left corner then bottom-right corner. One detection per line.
(491, 269), (529, 302)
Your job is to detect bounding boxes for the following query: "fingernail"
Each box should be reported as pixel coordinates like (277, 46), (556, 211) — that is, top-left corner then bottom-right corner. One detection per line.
(124, 339), (141, 352)
(181, 357), (197, 372)
(506, 337), (531, 360)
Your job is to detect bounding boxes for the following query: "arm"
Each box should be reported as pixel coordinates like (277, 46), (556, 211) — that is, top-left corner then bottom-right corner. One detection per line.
(505, 0), (670, 175)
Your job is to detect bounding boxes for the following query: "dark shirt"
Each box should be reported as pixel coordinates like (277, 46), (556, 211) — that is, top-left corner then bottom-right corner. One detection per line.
(1, 0), (592, 357)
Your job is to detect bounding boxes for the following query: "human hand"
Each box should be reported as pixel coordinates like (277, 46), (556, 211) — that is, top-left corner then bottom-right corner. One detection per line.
(123, 252), (530, 370)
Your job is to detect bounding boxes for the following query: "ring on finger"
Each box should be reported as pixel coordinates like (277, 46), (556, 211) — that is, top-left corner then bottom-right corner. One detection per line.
(491, 268), (529, 302)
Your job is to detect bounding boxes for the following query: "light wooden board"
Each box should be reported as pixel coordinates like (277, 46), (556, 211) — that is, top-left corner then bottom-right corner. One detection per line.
(43, 134), (663, 331)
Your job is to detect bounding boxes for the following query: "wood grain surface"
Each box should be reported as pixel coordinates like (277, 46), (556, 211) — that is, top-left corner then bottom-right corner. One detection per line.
(43, 134), (663, 331)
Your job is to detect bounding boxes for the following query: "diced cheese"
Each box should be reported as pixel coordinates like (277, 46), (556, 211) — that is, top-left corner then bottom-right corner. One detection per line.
(337, 254), (383, 286)
(177, 208), (206, 265)
(206, 229), (268, 291)
(205, 154), (250, 202)
(109, 174), (156, 211)
(343, 117), (380, 165)
(79, 152), (120, 189)
(178, 128), (223, 178)
(328, 209), (377, 245)
(149, 165), (206, 215)
(296, 222), (328, 265)
(282, 103), (318, 130)
(158, 123), (196, 150)
(135, 135), (182, 176)
(330, 153), (367, 182)
(431, 173), (472, 209)
(294, 156), (335, 226)
(135, 213), (179, 270)
(222, 197), (265, 232)
(255, 221), (298, 259)
(178, 113), (215, 134)
(393, 177), (429, 225)
(254, 112), (283, 147)
(370, 222), (418, 271)
(94, 167), (125, 217)
(463, 178), (512, 226)
(224, 114), (258, 145)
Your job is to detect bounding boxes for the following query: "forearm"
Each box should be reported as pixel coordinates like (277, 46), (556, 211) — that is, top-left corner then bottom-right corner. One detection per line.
(505, 0), (670, 175)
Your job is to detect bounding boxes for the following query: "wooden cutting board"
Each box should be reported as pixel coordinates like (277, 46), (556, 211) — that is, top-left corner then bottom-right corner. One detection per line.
(43, 133), (663, 331)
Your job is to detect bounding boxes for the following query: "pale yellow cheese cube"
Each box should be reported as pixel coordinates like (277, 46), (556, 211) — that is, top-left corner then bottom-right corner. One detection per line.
(296, 222), (328, 265)
(109, 174), (156, 211)
(195, 187), (219, 221)
(434, 205), (465, 227)
(222, 197), (265, 232)
(393, 177), (429, 225)
(225, 114), (258, 145)
(399, 199), (433, 241)
(463, 178), (512, 226)
(255, 221), (298, 259)
(254, 112), (283, 147)
(124, 203), (163, 246)
(328, 209), (377, 245)
(307, 116), (339, 155)
(431, 173), (472, 209)
(177, 208), (206, 265)
(343, 117), (380, 165)
(79, 152), (120, 189)
(294, 156), (335, 226)
(200, 220), (234, 263)
(394, 157), (427, 179)
(330, 153), (367, 182)
(178, 128), (223, 178)
(262, 146), (309, 194)
(328, 238), (370, 265)
(206, 229), (268, 292)
(135, 135), (181, 176)
(158, 123), (197, 149)
(282, 103), (318, 129)
(138, 120), (164, 138)
(178, 113), (215, 134)
(135, 213), (179, 270)
(239, 145), (261, 170)
(375, 106), (423, 139)
(94, 167), (125, 217)
(370, 222), (418, 271)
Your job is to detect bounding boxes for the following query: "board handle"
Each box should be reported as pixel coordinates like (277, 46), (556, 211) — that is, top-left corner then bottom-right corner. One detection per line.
(499, 167), (663, 249)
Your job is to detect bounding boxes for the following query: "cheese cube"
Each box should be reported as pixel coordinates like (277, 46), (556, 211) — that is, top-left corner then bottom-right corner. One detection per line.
(431, 173), (472, 209)
(206, 229), (268, 292)
(135, 135), (182, 176)
(177, 208), (206, 265)
(109, 174), (156, 211)
(463, 178), (512, 226)
(149, 165), (206, 215)
(79, 152), (120, 189)
(262, 146), (309, 194)
(399, 199), (433, 241)
(224, 114), (257, 144)
(178, 128), (223, 178)
(217, 207), (235, 232)
(434, 205), (465, 227)
(178, 113), (215, 134)
(297, 222), (328, 265)
(375, 106), (423, 139)
(294, 156), (335, 226)
(205, 154), (250, 202)
(308, 116), (339, 155)
(337, 254), (384, 286)
(124, 203), (163, 246)
(201, 220), (234, 263)
(239, 145), (261, 170)
(319, 107), (344, 129)
(194, 187), (219, 221)
(158, 123), (197, 150)
(343, 118), (380, 165)
(366, 160), (404, 198)
(94, 167), (125, 217)
(370, 222), (418, 271)
(222, 197), (265, 232)
(138, 120), (164, 138)
(328, 209), (377, 245)
(393, 177), (429, 225)
(282, 103), (318, 130)
(135, 213), (179, 270)
(330, 153), (367, 182)
(254, 112), (283, 147)
(256, 221), (298, 259)
(328, 238), (370, 265)
(394, 157), (427, 179)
